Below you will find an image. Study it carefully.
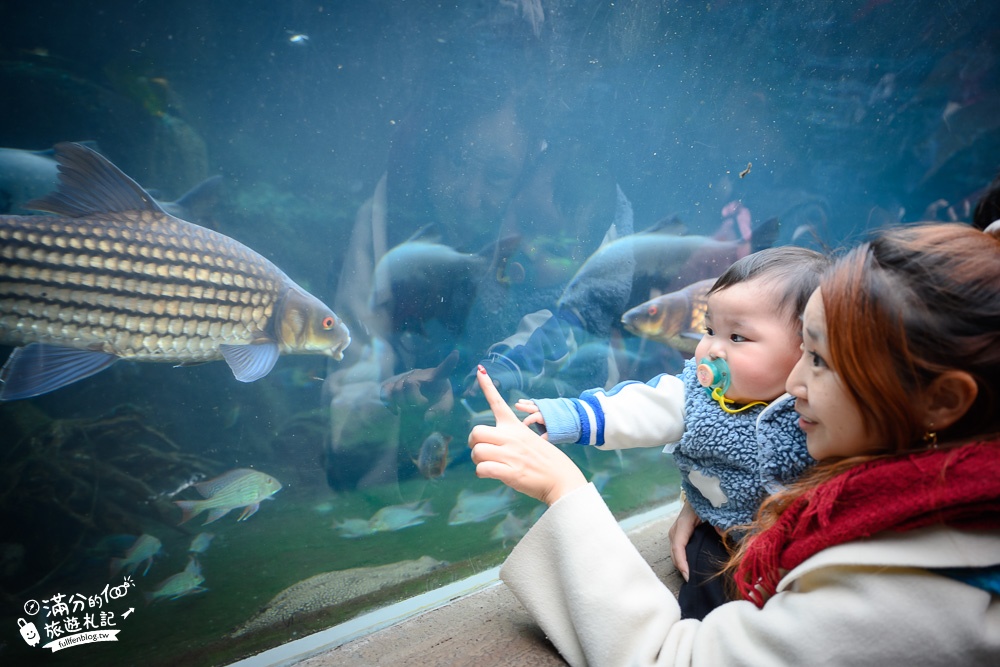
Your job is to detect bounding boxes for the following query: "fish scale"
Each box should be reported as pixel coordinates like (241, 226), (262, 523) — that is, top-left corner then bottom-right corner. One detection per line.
(0, 142), (350, 399)
(0, 212), (281, 359)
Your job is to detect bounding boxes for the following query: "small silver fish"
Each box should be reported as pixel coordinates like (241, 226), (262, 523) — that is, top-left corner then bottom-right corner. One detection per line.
(332, 517), (377, 539)
(174, 468), (281, 525)
(491, 506), (545, 544)
(109, 533), (162, 577)
(145, 556), (207, 603)
(188, 532), (215, 554)
(489, 512), (528, 544)
(414, 432), (452, 479)
(368, 499), (435, 532)
(448, 486), (517, 526)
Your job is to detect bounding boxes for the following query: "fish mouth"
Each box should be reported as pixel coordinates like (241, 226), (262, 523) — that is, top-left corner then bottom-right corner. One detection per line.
(329, 333), (351, 360)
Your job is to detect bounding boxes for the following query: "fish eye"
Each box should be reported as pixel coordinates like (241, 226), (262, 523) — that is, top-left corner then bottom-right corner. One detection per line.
(322, 316), (335, 330)
(648, 305), (658, 316)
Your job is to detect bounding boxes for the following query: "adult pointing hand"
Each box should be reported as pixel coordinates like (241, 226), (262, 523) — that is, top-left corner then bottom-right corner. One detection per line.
(468, 365), (588, 506)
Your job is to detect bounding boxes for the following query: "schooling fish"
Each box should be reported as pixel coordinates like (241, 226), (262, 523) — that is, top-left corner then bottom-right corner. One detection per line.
(109, 533), (163, 577)
(145, 556), (207, 603)
(621, 278), (715, 354)
(447, 486), (517, 526)
(0, 142), (350, 400)
(367, 499), (435, 532)
(489, 506), (545, 544)
(174, 468), (281, 525)
(188, 532), (215, 554)
(332, 517), (377, 539)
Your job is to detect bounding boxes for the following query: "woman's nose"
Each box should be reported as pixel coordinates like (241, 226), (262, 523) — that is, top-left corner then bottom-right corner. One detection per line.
(786, 355), (806, 397)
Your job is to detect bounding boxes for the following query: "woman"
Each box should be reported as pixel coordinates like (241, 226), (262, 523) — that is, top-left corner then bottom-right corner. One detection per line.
(468, 222), (1000, 665)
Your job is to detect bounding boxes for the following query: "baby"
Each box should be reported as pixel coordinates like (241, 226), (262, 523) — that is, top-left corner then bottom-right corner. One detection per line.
(517, 245), (828, 618)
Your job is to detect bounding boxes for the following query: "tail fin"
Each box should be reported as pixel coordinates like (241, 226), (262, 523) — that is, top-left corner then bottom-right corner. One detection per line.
(174, 500), (202, 524)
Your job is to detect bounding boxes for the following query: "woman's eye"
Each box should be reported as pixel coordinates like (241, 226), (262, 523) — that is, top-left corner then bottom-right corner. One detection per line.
(809, 350), (826, 368)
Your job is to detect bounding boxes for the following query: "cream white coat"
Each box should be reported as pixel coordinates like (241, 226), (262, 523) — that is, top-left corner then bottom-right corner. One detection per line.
(500, 483), (1000, 666)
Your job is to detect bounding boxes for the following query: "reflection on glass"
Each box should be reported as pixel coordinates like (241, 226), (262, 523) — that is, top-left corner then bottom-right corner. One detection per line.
(0, 1), (998, 664)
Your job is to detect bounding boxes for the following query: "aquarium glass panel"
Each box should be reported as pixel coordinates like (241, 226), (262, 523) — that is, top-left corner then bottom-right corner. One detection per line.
(1, 1), (998, 664)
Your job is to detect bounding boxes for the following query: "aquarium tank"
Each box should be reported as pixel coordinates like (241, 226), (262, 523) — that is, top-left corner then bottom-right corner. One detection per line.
(1, 1), (998, 665)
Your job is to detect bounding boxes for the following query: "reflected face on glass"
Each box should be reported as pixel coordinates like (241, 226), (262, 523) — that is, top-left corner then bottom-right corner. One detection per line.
(785, 290), (882, 460)
(693, 278), (802, 404)
(427, 103), (528, 241)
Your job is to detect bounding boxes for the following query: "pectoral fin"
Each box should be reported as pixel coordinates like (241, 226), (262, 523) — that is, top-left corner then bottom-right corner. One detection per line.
(203, 507), (232, 525)
(219, 343), (280, 382)
(237, 503), (261, 521)
(0, 344), (118, 400)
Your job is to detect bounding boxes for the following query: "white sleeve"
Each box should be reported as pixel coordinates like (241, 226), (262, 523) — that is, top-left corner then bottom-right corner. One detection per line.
(592, 373), (686, 450)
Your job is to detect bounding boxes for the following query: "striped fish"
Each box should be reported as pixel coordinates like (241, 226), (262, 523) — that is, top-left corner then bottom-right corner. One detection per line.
(0, 142), (350, 400)
(174, 467), (281, 525)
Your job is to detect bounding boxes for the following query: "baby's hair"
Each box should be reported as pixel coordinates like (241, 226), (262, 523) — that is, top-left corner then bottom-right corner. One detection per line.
(710, 246), (829, 323)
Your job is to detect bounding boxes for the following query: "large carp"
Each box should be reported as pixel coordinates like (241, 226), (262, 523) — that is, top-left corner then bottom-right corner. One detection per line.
(0, 142), (350, 400)
(621, 278), (715, 354)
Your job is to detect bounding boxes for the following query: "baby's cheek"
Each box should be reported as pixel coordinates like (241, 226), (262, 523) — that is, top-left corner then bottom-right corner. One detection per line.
(734, 369), (786, 403)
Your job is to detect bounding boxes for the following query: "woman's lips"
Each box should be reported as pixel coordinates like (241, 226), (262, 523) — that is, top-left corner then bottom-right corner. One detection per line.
(795, 409), (817, 431)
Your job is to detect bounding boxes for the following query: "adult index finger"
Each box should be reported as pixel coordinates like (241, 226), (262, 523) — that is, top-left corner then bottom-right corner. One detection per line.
(475, 365), (519, 424)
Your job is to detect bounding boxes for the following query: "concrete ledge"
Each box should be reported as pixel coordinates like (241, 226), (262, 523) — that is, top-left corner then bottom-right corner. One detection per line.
(280, 502), (683, 667)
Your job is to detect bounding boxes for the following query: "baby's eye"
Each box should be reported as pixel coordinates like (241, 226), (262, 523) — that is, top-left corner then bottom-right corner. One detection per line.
(704, 326), (715, 336)
(730, 333), (747, 343)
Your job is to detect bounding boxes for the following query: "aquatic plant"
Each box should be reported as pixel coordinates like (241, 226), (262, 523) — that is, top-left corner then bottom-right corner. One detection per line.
(0, 403), (219, 601)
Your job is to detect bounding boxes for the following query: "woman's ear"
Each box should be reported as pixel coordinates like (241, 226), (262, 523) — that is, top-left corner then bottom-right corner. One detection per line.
(921, 370), (979, 433)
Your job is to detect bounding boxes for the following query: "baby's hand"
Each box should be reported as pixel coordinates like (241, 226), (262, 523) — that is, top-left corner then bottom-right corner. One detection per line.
(514, 398), (538, 414)
(514, 399), (547, 433)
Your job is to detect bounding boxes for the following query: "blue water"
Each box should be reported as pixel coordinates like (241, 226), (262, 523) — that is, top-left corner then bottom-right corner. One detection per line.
(1, 1), (998, 664)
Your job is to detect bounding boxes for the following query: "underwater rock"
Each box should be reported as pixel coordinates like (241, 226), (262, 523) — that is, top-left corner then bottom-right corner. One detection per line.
(229, 555), (447, 637)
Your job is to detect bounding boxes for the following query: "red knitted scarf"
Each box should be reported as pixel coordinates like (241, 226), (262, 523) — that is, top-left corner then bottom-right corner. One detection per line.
(735, 438), (1000, 607)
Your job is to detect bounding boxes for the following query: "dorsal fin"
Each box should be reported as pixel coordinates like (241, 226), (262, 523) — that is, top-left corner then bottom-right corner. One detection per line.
(642, 215), (687, 236)
(406, 223), (440, 243)
(25, 142), (167, 217)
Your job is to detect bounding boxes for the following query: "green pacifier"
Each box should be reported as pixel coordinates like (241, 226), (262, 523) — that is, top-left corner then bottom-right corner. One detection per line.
(696, 356), (768, 414)
(696, 357), (731, 394)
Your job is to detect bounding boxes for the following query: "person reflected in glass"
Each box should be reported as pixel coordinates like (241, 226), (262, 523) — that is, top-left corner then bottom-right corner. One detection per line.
(326, 84), (624, 488)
